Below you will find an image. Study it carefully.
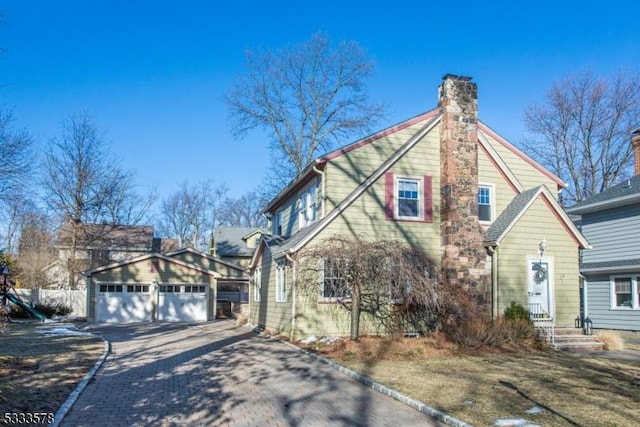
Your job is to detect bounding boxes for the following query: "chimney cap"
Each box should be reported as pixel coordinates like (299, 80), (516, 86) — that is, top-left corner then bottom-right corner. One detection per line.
(442, 74), (472, 81)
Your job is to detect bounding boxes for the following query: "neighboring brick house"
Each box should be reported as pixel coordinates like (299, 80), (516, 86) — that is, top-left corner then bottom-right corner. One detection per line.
(43, 223), (178, 289)
(249, 74), (589, 340)
(566, 130), (640, 331)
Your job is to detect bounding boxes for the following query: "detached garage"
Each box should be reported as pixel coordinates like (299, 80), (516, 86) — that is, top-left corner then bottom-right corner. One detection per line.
(84, 248), (248, 322)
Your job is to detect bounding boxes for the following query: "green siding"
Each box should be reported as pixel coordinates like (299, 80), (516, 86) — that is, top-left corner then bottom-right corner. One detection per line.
(497, 197), (581, 326)
(87, 257), (221, 321)
(481, 131), (561, 195)
(170, 251), (245, 278)
(249, 250), (294, 335)
(252, 117), (582, 338)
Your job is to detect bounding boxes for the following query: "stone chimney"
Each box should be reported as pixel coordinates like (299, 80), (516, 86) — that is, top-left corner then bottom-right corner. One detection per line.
(632, 128), (640, 176)
(438, 74), (489, 299)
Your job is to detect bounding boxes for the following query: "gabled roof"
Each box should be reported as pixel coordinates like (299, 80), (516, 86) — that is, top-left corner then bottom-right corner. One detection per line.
(253, 103), (570, 266)
(478, 123), (567, 190)
(250, 113), (443, 267)
(163, 247), (247, 275)
(566, 175), (640, 215)
(56, 223), (154, 250)
(262, 108), (441, 214)
(485, 185), (590, 249)
(213, 226), (270, 257)
(81, 252), (221, 278)
(478, 133), (524, 193)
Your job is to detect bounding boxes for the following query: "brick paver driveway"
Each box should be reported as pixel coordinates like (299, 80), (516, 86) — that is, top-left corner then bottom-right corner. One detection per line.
(61, 320), (444, 426)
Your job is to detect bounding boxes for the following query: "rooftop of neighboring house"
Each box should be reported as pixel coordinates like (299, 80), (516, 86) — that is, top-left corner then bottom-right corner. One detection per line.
(56, 223), (155, 250)
(566, 175), (640, 215)
(212, 226), (270, 257)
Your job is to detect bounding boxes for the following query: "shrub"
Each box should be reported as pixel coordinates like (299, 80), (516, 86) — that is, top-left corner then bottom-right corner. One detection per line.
(234, 312), (248, 326)
(597, 331), (624, 351)
(504, 301), (530, 321)
(9, 301), (72, 319)
(446, 316), (542, 351)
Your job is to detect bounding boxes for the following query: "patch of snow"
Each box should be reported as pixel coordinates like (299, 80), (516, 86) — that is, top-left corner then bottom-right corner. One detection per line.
(525, 406), (544, 414)
(493, 419), (540, 427)
(320, 336), (341, 345)
(300, 335), (318, 344)
(37, 326), (93, 337)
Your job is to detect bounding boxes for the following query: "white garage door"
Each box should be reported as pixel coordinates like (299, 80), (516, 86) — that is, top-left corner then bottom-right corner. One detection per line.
(158, 284), (208, 322)
(97, 284), (151, 322)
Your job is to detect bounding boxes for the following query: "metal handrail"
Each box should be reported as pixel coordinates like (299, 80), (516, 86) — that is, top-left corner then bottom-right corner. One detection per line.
(528, 303), (555, 344)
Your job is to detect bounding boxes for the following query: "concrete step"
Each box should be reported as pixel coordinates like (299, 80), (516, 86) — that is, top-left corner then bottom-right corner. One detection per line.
(550, 340), (604, 352)
(553, 334), (601, 344)
(553, 327), (586, 335)
(534, 326), (604, 352)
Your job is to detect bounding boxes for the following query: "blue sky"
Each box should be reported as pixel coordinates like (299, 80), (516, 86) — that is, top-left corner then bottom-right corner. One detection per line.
(1, 0), (639, 203)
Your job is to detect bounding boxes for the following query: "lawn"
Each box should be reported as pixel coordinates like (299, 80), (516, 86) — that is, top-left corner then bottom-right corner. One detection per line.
(304, 333), (640, 427)
(0, 322), (104, 423)
(1, 321), (639, 427)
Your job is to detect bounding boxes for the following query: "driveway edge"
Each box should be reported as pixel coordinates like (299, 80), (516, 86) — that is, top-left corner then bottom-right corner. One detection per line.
(51, 335), (111, 427)
(253, 328), (472, 427)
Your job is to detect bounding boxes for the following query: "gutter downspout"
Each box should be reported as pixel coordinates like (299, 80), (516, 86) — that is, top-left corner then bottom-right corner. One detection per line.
(487, 245), (498, 319)
(285, 252), (297, 342)
(312, 164), (325, 218)
(579, 273), (587, 323)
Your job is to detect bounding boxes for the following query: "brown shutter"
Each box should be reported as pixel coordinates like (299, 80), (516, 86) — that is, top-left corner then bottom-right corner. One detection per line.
(423, 175), (433, 223)
(385, 172), (394, 220)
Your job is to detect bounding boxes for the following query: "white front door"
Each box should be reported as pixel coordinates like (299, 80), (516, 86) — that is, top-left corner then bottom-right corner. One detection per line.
(527, 257), (554, 318)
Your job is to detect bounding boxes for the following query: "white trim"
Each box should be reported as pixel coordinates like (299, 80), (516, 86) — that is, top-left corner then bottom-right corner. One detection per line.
(253, 267), (261, 302)
(297, 179), (320, 230)
(609, 274), (639, 310)
(489, 185), (591, 249)
(478, 132), (525, 192)
(287, 115), (442, 255)
(478, 182), (495, 224)
(275, 263), (287, 302)
(527, 256), (555, 319)
(394, 175), (424, 221)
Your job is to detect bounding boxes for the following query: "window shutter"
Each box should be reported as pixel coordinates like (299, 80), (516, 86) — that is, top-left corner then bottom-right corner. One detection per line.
(423, 175), (433, 223)
(385, 172), (394, 220)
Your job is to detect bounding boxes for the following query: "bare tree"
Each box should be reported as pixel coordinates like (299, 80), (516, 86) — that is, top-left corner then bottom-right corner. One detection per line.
(16, 210), (57, 288)
(156, 180), (229, 250)
(297, 236), (441, 340)
(0, 111), (35, 259)
(41, 112), (146, 287)
(226, 33), (386, 195)
(0, 108), (33, 197)
(221, 190), (267, 228)
(522, 69), (640, 204)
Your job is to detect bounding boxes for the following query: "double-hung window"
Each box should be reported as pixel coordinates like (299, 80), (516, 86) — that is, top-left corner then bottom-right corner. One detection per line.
(397, 178), (420, 219)
(478, 184), (493, 222)
(275, 263), (286, 302)
(273, 210), (282, 235)
(611, 276), (637, 309)
(253, 268), (261, 302)
(384, 173), (432, 222)
(298, 181), (319, 229)
(320, 259), (349, 300)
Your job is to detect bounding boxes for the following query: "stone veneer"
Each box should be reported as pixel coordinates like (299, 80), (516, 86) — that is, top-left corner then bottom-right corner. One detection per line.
(438, 74), (491, 301)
